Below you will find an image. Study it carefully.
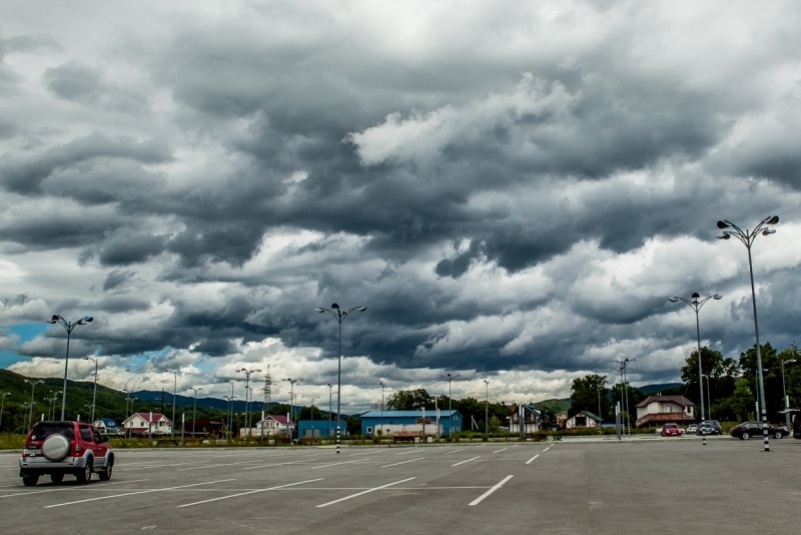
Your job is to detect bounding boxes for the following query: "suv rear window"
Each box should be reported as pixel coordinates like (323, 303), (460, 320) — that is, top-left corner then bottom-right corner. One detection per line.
(30, 423), (74, 441)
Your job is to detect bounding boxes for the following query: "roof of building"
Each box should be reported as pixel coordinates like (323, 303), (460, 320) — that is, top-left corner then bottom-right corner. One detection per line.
(360, 410), (461, 419)
(577, 410), (602, 422)
(94, 418), (118, 428)
(257, 415), (293, 425)
(635, 395), (694, 408)
(128, 412), (172, 424)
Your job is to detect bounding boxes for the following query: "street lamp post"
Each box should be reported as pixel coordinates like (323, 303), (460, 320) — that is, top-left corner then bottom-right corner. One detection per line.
(46, 314), (93, 421)
(238, 368), (262, 439)
(223, 395), (235, 440)
(669, 292), (722, 426)
(23, 379), (44, 429)
(190, 387), (202, 440)
(0, 392), (10, 431)
(316, 303), (367, 454)
(283, 378), (302, 441)
(717, 215), (779, 452)
(379, 381), (386, 437)
(84, 356), (99, 423)
(439, 373), (460, 440)
(781, 358), (796, 429)
(327, 383), (333, 438)
(701, 374), (712, 420)
(483, 380), (489, 434)
(168, 370), (179, 441)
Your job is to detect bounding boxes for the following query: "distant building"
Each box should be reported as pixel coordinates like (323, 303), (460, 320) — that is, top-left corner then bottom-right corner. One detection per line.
(508, 404), (548, 433)
(183, 418), (227, 437)
(242, 415), (294, 437)
(121, 412), (172, 435)
(93, 418), (121, 435)
(635, 395), (695, 427)
(360, 410), (462, 436)
(563, 410), (602, 429)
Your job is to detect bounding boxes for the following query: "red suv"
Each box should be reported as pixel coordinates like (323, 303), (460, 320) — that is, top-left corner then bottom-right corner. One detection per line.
(19, 421), (114, 486)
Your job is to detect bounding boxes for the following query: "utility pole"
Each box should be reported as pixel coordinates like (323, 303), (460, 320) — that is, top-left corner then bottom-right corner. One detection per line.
(483, 380), (489, 434)
(439, 373), (460, 440)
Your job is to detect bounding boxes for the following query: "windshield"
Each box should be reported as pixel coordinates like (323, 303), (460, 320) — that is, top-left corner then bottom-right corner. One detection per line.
(30, 423), (74, 441)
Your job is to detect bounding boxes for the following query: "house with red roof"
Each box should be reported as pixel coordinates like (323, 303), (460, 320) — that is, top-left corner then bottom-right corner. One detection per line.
(635, 395), (695, 427)
(242, 414), (295, 437)
(122, 412), (173, 436)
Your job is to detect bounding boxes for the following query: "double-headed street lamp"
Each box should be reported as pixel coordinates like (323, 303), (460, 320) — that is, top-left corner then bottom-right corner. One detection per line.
(283, 378), (302, 440)
(316, 303), (367, 454)
(669, 292), (722, 424)
(781, 358), (796, 429)
(46, 314), (93, 420)
(439, 373), (460, 440)
(718, 215), (779, 452)
(84, 356), (99, 423)
(0, 392), (10, 431)
(23, 379), (44, 429)
(238, 368), (262, 438)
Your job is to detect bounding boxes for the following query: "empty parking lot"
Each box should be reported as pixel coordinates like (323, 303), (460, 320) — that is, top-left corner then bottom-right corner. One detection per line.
(1, 438), (799, 534)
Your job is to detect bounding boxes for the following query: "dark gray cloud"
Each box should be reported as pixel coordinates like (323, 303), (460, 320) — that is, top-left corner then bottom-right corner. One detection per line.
(2, 1), (801, 396)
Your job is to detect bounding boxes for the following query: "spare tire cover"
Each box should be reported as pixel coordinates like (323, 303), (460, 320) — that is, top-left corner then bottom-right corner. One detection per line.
(42, 435), (70, 462)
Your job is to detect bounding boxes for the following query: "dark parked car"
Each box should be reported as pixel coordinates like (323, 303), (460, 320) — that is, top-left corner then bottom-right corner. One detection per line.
(697, 420), (722, 435)
(730, 421), (789, 440)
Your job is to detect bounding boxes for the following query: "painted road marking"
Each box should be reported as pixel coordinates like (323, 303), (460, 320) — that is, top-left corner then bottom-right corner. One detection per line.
(349, 451), (381, 456)
(444, 449), (466, 455)
(0, 479), (150, 499)
(492, 448), (508, 453)
(525, 454), (539, 465)
(178, 460), (264, 471)
(317, 477), (416, 508)
(543, 447), (550, 452)
(312, 459), (367, 470)
(468, 475), (514, 506)
(395, 450), (419, 456)
(177, 478), (324, 508)
(242, 459), (317, 470)
(45, 479), (235, 508)
(452, 456), (481, 467)
(380, 458), (423, 468)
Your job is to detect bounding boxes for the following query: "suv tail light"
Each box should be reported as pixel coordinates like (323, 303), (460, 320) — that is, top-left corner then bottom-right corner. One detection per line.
(72, 441), (81, 456)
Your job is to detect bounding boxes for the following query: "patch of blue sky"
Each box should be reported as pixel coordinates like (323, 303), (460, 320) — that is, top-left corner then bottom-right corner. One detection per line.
(0, 350), (26, 369)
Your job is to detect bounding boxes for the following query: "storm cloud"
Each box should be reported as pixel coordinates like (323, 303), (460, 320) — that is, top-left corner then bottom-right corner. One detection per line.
(2, 0), (801, 408)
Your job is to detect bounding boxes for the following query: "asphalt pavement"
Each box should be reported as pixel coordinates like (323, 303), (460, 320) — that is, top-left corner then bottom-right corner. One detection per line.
(1, 438), (799, 534)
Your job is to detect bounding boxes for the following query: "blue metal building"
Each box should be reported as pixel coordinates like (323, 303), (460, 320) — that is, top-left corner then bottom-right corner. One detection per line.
(297, 419), (336, 438)
(360, 410), (462, 435)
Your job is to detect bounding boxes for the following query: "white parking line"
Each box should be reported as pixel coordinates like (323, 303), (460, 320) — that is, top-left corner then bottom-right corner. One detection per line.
(242, 459), (317, 470)
(312, 459), (367, 470)
(117, 460), (213, 471)
(443, 449), (466, 455)
(395, 450), (419, 456)
(380, 458), (423, 468)
(468, 475), (513, 506)
(0, 479), (149, 499)
(349, 451), (381, 456)
(452, 456), (480, 467)
(44, 479), (235, 508)
(178, 460), (264, 471)
(543, 447), (550, 452)
(317, 477), (416, 508)
(177, 478), (324, 508)
(492, 448), (507, 453)
(525, 455), (539, 465)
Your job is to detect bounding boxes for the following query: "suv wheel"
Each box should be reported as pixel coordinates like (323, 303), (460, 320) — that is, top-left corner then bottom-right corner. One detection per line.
(741, 432), (750, 440)
(774, 431), (783, 439)
(22, 475), (39, 487)
(99, 457), (113, 481)
(50, 473), (64, 484)
(76, 459), (93, 484)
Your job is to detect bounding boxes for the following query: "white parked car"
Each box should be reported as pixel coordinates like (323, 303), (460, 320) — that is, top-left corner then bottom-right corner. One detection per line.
(654, 426), (663, 435)
(686, 424), (698, 434)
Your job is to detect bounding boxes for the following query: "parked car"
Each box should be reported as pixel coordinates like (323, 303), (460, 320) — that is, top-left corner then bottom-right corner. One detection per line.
(654, 426), (663, 435)
(661, 423), (682, 437)
(730, 421), (790, 440)
(685, 424), (698, 434)
(19, 421), (114, 486)
(697, 420), (723, 435)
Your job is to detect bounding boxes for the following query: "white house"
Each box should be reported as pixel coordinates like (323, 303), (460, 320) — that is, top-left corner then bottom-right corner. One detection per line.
(564, 410), (603, 429)
(121, 412), (173, 435)
(635, 395), (695, 427)
(241, 415), (294, 437)
(508, 404), (547, 433)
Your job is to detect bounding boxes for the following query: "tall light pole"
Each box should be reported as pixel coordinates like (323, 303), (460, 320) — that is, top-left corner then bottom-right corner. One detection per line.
(190, 387), (202, 440)
(701, 374), (712, 420)
(46, 314), (93, 420)
(168, 370), (179, 441)
(316, 303), (367, 454)
(23, 379), (44, 429)
(0, 392), (10, 431)
(84, 356), (99, 423)
(718, 215), (779, 452)
(669, 292), (722, 424)
(781, 358), (796, 429)
(223, 395), (235, 439)
(283, 378), (302, 440)
(483, 380), (489, 434)
(439, 373), (460, 439)
(238, 368), (262, 438)
(229, 380), (236, 438)
(379, 381), (386, 436)
(327, 383), (333, 438)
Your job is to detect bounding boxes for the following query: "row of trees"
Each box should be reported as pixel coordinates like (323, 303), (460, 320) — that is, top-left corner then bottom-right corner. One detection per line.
(385, 388), (509, 431)
(568, 342), (801, 424)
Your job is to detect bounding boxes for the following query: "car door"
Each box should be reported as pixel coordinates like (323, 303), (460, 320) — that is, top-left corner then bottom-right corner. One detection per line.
(92, 428), (108, 465)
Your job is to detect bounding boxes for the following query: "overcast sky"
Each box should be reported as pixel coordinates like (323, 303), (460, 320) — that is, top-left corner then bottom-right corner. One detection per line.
(1, 1), (801, 412)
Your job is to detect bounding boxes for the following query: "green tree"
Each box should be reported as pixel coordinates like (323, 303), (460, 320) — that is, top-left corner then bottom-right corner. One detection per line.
(681, 346), (738, 420)
(610, 383), (644, 418)
(570, 374), (611, 419)
(739, 343), (784, 420)
(386, 389), (432, 410)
